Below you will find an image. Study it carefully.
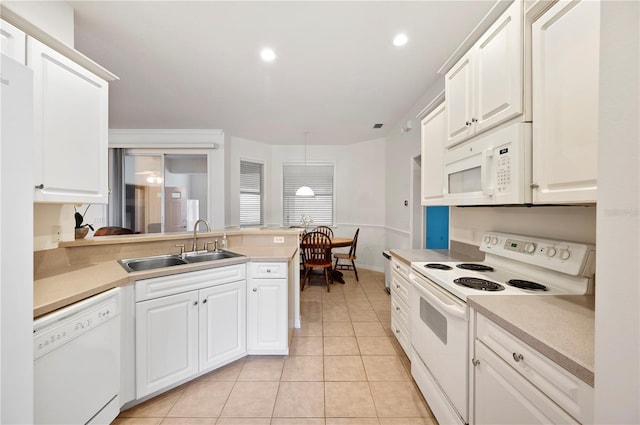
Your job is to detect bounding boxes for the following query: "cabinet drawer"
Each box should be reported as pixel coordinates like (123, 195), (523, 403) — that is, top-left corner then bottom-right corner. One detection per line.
(250, 262), (287, 279)
(136, 264), (246, 302)
(390, 257), (410, 280)
(390, 271), (410, 306)
(391, 296), (410, 330)
(476, 314), (593, 423)
(391, 312), (410, 356)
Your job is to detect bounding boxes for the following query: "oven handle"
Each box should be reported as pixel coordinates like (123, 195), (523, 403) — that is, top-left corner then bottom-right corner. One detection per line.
(409, 274), (467, 320)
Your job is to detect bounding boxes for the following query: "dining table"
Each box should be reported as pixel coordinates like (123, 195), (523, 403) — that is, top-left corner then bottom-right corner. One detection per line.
(300, 235), (354, 284)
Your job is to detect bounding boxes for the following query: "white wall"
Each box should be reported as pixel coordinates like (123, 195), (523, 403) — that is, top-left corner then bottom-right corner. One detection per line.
(594, 1), (639, 422)
(385, 80), (445, 251)
(450, 206), (597, 246)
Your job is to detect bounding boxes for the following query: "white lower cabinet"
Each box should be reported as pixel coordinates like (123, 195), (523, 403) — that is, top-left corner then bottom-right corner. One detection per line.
(471, 312), (593, 424)
(135, 265), (246, 399)
(199, 281), (246, 371)
(136, 291), (199, 398)
(390, 257), (411, 356)
(247, 262), (288, 355)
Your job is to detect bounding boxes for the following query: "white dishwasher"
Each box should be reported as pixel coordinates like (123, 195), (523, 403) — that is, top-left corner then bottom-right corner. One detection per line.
(34, 287), (121, 425)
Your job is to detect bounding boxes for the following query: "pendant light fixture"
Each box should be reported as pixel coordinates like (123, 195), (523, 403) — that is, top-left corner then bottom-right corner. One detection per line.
(296, 132), (315, 197)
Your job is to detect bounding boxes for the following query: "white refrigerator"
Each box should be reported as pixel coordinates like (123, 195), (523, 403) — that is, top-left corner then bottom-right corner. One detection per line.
(0, 53), (34, 424)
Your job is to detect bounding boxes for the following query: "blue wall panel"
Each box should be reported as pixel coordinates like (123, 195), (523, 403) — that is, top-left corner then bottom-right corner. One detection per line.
(426, 206), (449, 249)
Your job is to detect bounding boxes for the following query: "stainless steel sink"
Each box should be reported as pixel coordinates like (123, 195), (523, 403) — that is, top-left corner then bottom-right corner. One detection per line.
(118, 250), (245, 272)
(182, 249), (245, 263)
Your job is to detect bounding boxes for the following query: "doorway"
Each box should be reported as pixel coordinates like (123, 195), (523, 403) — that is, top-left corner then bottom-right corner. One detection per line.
(410, 155), (424, 249)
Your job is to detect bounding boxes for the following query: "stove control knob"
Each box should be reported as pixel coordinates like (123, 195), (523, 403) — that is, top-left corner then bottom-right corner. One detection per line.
(545, 247), (557, 258)
(559, 249), (571, 260)
(524, 243), (536, 253)
(483, 235), (491, 244)
(490, 236), (499, 245)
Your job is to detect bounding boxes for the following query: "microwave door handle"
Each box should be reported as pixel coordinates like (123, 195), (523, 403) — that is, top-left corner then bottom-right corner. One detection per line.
(481, 148), (495, 196)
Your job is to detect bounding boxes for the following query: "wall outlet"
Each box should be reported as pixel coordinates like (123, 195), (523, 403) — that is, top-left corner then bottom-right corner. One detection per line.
(52, 225), (62, 242)
(273, 236), (285, 244)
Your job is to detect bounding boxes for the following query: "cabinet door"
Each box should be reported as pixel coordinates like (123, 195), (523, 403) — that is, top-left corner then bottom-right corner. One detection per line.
(445, 49), (474, 147)
(532, 0), (599, 203)
(199, 281), (246, 372)
(1, 19), (26, 64)
(28, 37), (109, 204)
(473, 342), (577, 424)
(474, 0), (523, 133)
(136, 291), (199, 398)
(247, 278), (287, 354)
(421, 102), (446, 204)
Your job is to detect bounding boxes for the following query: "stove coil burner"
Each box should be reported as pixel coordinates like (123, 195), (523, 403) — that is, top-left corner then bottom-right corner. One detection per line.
(424, 263), (453, 270)
(454, 277), (505, 291)
(456, 263), (495, 272)
(506, 279), (548, 291)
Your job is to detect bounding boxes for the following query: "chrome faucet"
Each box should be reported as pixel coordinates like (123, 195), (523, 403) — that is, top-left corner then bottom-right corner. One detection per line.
(192, 219), (211, 252)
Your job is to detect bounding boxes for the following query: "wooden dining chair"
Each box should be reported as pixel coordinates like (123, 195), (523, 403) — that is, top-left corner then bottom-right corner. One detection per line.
(333, 228), (360, 281)
(301, 231), (333, 292)
(313, 225), (334, 239)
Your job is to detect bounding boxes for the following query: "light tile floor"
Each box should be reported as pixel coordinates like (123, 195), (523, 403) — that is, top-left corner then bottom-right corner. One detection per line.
(114, 269), (438, 425)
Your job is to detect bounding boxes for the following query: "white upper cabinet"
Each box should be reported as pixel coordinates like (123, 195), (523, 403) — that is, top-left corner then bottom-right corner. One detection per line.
(0, 19), (25, 64)
(531, 0), (599, 203)
(445, 0), (523, 148)
(27, 37), (109, 204)
(421, 101), (446, 205)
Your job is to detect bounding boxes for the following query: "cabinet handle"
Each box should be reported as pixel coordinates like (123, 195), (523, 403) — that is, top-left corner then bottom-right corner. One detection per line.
(193, 301), (198, 306)
(471, 117), (478, 123)
(35, 184), (44, 189)
(465, 121), (472, 127)
(252, 288), (257, 292)
(472, 358), (480, 366)
(530, 183), (539, 189)
(202, 299), (207, 304)
(396, 284), (400, 289)
(512, 352), (524, 362)
(395, 306), (400, 311)
(266, 268), (271, 273)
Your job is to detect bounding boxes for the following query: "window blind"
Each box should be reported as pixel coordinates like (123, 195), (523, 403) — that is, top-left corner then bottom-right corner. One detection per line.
(283, 163), (334, 226)
(240, 160), (264, 227)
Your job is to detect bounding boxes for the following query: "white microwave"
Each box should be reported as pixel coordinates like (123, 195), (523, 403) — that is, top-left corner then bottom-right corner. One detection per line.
(443, 123), (532, 205)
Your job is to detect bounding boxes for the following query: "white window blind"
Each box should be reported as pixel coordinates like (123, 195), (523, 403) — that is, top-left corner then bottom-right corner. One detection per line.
(240, 160), (264, 227)
(283, 163), (334, 226)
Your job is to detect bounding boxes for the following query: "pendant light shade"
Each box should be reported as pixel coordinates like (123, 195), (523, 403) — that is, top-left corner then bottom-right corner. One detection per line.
(296, 185), (315, 196)
(296, 132), (315, 197)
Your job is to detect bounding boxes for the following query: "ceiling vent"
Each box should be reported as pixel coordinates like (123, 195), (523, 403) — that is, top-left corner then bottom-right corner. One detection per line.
(373, 123), (383, 129)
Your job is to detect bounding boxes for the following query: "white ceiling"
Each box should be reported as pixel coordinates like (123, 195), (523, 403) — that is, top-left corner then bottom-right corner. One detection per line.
(70, 1), (496, 145)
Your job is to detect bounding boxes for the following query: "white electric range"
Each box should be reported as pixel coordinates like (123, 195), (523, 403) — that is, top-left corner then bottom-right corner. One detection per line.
(408, 232), (595, 425)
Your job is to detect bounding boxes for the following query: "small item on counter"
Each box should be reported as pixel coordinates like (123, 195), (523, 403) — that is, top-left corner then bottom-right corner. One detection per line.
(221, 233), (228, 249)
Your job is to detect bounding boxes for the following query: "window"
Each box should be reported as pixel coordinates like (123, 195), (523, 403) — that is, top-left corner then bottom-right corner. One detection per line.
(110, 149), (209, 233)
(240, 160), (264, 227)
(283, 163), (334, 226)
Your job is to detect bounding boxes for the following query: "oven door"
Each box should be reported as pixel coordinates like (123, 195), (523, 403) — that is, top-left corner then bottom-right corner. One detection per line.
(410, 272), (468, 424)
(443, 122), (532, 206)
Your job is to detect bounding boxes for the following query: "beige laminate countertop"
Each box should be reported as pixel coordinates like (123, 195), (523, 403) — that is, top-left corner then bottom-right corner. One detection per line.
(34, 245), (297, 318)
(468, 295), (595, 386)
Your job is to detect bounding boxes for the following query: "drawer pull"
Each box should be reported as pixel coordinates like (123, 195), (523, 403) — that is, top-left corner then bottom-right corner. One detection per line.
(395, 306), (400, 311)
(513, 352), (524, 362)
(395, 329), (401, 334)
(266, 268), (271, 273)
(472, 358), (480, 366)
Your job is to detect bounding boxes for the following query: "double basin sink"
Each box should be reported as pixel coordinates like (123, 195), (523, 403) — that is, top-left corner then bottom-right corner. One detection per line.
(118, 249), (245, 273)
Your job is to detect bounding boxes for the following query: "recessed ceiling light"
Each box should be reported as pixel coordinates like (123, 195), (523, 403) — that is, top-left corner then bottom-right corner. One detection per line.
(260, 48), (276, 62)
(393, 33), (408, 47)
